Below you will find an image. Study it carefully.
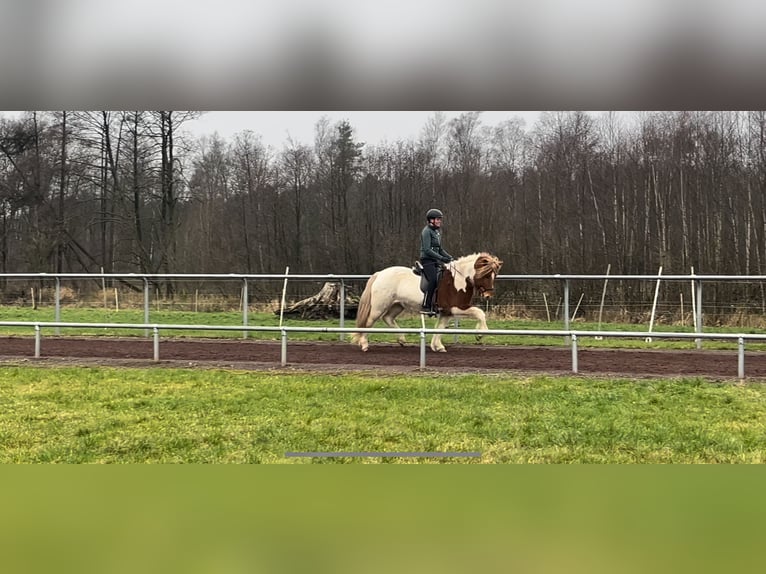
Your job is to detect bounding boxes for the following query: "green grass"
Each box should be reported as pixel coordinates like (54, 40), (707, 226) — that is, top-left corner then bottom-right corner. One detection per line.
(2, 306), (766, 350)
(2, 365), (766, 463)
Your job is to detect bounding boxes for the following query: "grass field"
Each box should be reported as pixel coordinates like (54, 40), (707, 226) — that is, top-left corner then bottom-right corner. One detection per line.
(3, 365), (766, 463)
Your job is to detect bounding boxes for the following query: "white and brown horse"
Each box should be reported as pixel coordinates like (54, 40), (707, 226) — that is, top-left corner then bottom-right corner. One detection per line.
(352, 252), (503, 352)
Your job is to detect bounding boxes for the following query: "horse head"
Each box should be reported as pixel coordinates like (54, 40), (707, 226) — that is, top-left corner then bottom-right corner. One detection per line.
(451, 253), (503, 296)
(471, 253), (503, 298)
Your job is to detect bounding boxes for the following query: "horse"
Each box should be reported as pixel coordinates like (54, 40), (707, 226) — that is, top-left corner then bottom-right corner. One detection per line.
(352, 252), (503, 352)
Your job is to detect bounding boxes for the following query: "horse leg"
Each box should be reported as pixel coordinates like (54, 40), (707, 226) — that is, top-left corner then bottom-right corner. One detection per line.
(461, 306), (488, 341)
(355, 331), (369, 352)
(430, 314), (450, 353)
(382, 303), (406, 346)
(358, 307), (386, 352)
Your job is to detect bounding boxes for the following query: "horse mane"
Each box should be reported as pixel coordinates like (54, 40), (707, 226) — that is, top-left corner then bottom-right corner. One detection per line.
(474, 253), (503, 279)
(451, 252), (502, 292)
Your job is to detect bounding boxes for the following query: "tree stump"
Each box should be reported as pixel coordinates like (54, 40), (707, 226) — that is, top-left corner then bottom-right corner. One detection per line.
(278, 282), (359, 319)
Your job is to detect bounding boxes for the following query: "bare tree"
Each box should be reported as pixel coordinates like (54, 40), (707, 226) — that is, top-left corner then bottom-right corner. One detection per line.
(278, 137), (314, 270)
(445, 111), (483, 247)
(229, 130), (273, 272)
(420, 111), (447, 205)
(125, 111), (153, 273)
(184, 133), (231, 272)
(488, 117), (529, 266)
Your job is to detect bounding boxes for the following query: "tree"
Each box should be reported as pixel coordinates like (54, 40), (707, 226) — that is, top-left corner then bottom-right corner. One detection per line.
(314, 118), (363, 270)
(185, 132), (231, 272)
(488, 117), (529, 267)
(229, 131), (272, 272)
(331, 120), (364, 269)
(445, 111), (484, 248)
(420, 111), (447, 206)
(278, 138), (314, 270)
(125, 111), (153, 273)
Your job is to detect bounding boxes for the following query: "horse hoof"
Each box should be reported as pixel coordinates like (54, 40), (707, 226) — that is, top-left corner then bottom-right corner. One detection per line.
(397, 340), (406, 347)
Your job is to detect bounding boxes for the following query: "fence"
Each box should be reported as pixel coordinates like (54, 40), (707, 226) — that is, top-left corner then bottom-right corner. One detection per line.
(0, 269), (766, 375)
(3, 271), (766, 340)
(2, 320), (766, 379)
(0, 272), (369, 338)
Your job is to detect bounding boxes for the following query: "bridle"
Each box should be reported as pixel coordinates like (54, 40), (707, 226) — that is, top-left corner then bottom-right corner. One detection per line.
(478, 256), (502, 295)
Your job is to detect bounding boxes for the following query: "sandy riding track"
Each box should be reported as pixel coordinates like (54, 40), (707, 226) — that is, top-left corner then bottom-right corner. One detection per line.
(3, 336), (766, 380)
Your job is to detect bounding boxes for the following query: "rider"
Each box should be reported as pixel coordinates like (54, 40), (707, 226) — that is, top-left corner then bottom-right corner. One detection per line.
(419, 208), (453, 316)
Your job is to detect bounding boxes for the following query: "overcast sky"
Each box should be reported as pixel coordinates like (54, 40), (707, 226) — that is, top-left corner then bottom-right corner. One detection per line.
(0, 110), (540, 149)
(186, 111), (542, 149)
(1, 110), (633, 151)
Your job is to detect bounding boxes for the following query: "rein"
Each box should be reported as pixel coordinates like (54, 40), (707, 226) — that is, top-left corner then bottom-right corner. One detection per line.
(446, 261), (465, 278)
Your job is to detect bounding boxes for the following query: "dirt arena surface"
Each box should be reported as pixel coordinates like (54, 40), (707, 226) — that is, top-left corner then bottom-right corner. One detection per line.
(2, 336), (766, 380)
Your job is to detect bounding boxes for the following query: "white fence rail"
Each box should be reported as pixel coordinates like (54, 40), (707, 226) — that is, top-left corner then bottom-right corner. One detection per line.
(2, 320), (766, 379)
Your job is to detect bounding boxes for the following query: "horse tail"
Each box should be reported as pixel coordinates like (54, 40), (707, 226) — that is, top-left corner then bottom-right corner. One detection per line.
(353, 272), (378, 334)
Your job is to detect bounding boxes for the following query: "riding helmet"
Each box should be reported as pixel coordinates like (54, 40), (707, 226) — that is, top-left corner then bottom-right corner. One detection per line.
(426, 208), (443, 221)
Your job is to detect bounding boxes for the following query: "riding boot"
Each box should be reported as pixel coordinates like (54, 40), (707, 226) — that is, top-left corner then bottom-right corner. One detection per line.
(420, 292), (438, 316)
(420, 292), (433, 314)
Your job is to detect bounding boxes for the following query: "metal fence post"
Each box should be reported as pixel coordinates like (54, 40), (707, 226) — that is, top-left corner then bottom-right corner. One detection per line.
(339, 280), (346, 342)
(54, 277), (61, 335)
(242, 278), (249, 339)
(153, 327), (159, 361)
(738, 337), (745, 380)
(695, 279), (703, 349)
(34, 324), (41, 358)
(571, 333), (578, 374)
(144, 278), (150, 338)
(563, 278), (571, 346)
(281, 329), (287, 366)
(419, 328), (427, 370)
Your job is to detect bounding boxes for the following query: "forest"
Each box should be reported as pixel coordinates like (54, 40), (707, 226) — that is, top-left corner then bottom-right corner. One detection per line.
(1, 111), (766, 310)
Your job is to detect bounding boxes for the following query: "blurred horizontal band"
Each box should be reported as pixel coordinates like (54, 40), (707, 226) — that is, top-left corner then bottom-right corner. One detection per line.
(285, 451), (481, 458)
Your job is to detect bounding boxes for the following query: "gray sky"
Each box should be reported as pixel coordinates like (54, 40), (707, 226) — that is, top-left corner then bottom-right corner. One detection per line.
(186, 111), (542, 149)
(0, 110), (539, 150)
(1, 111), (636, 151)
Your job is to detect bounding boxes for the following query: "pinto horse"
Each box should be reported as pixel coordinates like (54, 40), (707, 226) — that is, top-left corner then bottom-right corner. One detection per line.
(352, 252), (503, 352)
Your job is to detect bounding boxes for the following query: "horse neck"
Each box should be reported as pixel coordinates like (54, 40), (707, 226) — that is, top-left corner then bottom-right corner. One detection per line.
(455, 254), (480, 275)
(450, 254), (481, 291)
(442, 264), (474, 296)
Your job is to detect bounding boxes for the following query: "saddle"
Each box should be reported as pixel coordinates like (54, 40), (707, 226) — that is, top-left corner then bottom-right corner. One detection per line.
(412, 261), (444, 294)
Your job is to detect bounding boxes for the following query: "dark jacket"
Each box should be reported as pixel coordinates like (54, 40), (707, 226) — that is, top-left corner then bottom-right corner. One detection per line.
(420, 225), (452, 263)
